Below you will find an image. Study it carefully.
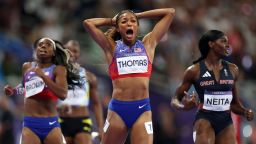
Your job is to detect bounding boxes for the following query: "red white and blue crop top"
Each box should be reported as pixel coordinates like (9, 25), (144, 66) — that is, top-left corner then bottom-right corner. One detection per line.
(23, 63), (58, 101)
(109, 40), (152, 80)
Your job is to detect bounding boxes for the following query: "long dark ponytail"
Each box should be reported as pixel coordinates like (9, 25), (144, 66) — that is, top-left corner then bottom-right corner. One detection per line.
(193, 30), (224, 64)
(54, 40), (81, 86)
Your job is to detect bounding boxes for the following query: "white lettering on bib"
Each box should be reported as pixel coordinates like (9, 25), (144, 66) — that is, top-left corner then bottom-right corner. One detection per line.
(116, 56), (148, 75)
(203, 91), (232, 111)
(25, 76), (45, 98)
(62, 88), (89, 106)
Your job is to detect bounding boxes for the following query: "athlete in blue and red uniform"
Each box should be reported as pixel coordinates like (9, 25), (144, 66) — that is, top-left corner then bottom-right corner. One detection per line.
(83, 8), (175, 144)
(4, 38), (80, 144)
(171, 30), (254, 144)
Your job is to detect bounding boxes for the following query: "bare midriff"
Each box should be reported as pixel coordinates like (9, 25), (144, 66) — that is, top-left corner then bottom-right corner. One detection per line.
(24, 98), (57, 117)
(112, 77), (149, 101)
(59, 106), (90, 117)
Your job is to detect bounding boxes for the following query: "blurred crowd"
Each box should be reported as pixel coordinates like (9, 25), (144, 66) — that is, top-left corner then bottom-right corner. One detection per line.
(0, 0), (256, 144)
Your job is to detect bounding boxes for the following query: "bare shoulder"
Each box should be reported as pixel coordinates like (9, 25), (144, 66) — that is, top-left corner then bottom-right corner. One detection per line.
(226, 61), (239, 71)
(186, 63), (200, 75)
(22, 62), (32, 69)
(22, 62), (32, 73)
(54, 65), (67, 74)
(226, 61), (239, 78)
(184, 63), (200, 82)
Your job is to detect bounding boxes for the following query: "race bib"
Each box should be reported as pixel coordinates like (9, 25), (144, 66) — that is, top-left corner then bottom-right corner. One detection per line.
(203, 91), (233, 111)
(25, 76), (45, 98)
(116, 56), (148, 75)
(15, 84), (25, 96)
(62, 88), (89, 106)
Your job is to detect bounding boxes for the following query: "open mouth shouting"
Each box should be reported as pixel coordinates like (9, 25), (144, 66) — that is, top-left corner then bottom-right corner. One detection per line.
(126, 29), (134, 39)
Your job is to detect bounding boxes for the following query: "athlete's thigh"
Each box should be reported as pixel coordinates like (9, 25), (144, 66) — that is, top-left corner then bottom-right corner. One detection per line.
(44, 127), (66, 144)
(193, 119), (215, 144)
(21, 127), (41, 144)
(215, 124), (236, 144)
(130, 111), (153, 144)
(102, 110), (128, 144)
(64, 136), (73, 144)
(74, 133), (92, 144)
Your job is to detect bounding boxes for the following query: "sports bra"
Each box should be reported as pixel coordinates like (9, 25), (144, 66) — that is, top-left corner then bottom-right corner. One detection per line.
(23, 62), (58, 102)
(193, 60), (234, 111)
(109, 40), (152, 80)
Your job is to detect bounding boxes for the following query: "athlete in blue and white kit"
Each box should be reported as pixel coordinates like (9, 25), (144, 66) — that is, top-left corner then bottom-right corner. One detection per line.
(58, 40), (104, 144)
(171, 30), (254, 144)
(83, 8), (175, 144)
(4, 38), (80, 144)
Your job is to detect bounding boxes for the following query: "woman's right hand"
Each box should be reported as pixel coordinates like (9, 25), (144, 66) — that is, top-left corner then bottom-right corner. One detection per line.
(4, 85), (14, 96)
(111, 14), (118, 26)
(182, 91), (198, 110)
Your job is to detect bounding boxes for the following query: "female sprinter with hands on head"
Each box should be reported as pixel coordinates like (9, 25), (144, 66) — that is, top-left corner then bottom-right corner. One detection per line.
(58, 40), (104, 144)
(171, 30), (254, 144)
(83, 8), (175, 144)
(4, 38), (80, 144)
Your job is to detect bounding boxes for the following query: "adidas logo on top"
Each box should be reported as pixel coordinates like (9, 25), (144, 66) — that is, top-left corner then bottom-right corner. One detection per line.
(202, 71), (211, 77)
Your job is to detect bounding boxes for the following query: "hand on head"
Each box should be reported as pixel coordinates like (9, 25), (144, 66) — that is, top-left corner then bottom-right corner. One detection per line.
(111, 14), (118, 26)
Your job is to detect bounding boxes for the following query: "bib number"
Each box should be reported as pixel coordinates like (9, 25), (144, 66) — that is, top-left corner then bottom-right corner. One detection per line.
(203, 91), (232, 111)
(116, 56), (148, 75)
(25, 76), (45, 98)
(62, 88), (89, 106)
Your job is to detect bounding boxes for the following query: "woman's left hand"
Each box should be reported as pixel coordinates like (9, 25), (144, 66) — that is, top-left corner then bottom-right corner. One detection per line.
(244, 109), (254, 121)
(31, 67), (45, 78)
(182, 91), (198, 110)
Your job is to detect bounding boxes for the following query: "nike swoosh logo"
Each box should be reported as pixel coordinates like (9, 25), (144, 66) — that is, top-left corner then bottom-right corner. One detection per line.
(139, 104), (147, 109)
(49, 121), (56, 125)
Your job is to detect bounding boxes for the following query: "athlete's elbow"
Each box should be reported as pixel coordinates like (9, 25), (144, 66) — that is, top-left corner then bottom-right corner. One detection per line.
(167, 8), (175, 16)
(58, 91), (67, 100)
(59, 94), (67, 100)
(83, 19), (93, 29)
(83, 19), (89, 26)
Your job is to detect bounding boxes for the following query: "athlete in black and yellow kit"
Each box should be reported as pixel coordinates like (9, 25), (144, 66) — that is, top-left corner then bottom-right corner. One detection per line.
(58, 40), (104, 144)
(171, 30), (254, 144)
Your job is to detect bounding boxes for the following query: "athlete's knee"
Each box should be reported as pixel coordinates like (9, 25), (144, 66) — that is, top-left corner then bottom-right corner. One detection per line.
(194, 131), (214, 144)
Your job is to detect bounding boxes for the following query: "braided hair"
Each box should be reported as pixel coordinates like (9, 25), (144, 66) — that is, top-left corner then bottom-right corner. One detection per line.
(193, 30), (224, 64)
(33, 38), (81, 86)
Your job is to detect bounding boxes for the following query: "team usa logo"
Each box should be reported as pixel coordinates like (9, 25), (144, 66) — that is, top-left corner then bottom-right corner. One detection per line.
(134, 47), (142, 53)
